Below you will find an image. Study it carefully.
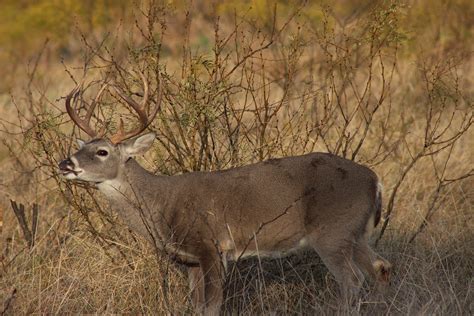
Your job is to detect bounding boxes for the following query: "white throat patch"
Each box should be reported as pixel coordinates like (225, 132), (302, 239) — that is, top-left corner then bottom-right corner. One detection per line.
(97, 179), (126, 197)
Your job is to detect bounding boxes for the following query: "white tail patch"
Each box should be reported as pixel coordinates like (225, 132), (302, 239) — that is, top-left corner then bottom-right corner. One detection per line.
(364, 180), (383, 239)
(376, 181), (383, 201)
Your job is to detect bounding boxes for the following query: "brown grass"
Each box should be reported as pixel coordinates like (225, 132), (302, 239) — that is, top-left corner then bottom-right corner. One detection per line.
(1, 1), (473, 315)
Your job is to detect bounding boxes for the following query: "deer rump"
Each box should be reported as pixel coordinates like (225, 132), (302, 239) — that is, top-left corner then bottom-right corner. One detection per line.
(123, 152), (381, 265)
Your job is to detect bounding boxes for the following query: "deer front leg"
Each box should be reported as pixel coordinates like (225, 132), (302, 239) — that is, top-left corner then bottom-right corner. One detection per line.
(188, 266), (205, 314)
(199, 254), (224, 316)
(188, 256), (224, 315)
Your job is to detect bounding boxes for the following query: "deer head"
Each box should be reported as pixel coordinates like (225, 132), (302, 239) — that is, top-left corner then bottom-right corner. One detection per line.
(58, 72), (163, 183)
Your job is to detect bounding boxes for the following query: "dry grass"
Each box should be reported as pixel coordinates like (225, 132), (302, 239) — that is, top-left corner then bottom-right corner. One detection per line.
(1, 1), (473, 315)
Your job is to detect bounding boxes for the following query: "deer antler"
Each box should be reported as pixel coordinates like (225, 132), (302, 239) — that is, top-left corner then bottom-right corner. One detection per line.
(65, 80), (109, 138)
(109, 71), (163, 144)
(65, 72), (163, 143)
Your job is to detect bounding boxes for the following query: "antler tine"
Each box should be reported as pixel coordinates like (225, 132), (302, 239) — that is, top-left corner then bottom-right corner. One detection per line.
(65, 81), (98, 138)
(112, 79), (149, 126)
(148, 72), (164, 124)
(110, 71), (162, 144)
(85, 82), (109, 124)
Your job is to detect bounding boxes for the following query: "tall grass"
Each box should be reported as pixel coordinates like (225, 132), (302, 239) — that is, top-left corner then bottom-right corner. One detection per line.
(1, 1), (472, 314)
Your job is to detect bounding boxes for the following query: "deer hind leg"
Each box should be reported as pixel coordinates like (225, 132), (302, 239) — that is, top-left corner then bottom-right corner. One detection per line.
(312, 239), (365, 305)
(353, 240), (392, 292)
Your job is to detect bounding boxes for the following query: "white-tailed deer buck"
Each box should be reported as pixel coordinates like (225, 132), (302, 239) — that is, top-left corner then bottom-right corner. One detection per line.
(59, 74), (391, 315)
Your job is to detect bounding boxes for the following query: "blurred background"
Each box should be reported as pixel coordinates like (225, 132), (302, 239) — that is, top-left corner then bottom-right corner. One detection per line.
(0, 1), (472, 314)
(0, 0), (472, 91)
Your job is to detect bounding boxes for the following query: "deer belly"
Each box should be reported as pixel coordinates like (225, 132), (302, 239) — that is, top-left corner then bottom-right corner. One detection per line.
(225, 236), (310, 261)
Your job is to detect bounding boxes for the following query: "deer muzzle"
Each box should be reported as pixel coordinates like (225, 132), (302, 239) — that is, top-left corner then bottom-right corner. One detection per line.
(58, 158), (80, 177)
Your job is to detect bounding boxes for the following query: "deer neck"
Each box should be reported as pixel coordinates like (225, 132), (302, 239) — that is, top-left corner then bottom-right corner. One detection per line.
(96, 158), (175, 248)
(96, 158), (170, 233)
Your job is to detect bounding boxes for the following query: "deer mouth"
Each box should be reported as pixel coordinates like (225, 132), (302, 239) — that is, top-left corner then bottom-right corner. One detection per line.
(60, 169), (79, 176)
(59, 166), (82, 178)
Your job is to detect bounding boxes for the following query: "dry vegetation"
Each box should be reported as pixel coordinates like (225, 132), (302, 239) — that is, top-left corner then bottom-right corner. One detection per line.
(1, 1), (473, 315)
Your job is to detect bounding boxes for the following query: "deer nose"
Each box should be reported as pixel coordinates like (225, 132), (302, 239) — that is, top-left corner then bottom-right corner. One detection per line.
(59, 158), (74, 171)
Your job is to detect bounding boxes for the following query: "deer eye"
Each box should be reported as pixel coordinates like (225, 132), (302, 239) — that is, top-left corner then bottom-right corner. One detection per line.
(96, 150), (108, 157)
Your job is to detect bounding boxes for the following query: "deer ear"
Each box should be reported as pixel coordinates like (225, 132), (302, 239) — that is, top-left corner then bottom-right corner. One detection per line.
(121, 133), (156, 156)
(77, 139), (86, 149)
